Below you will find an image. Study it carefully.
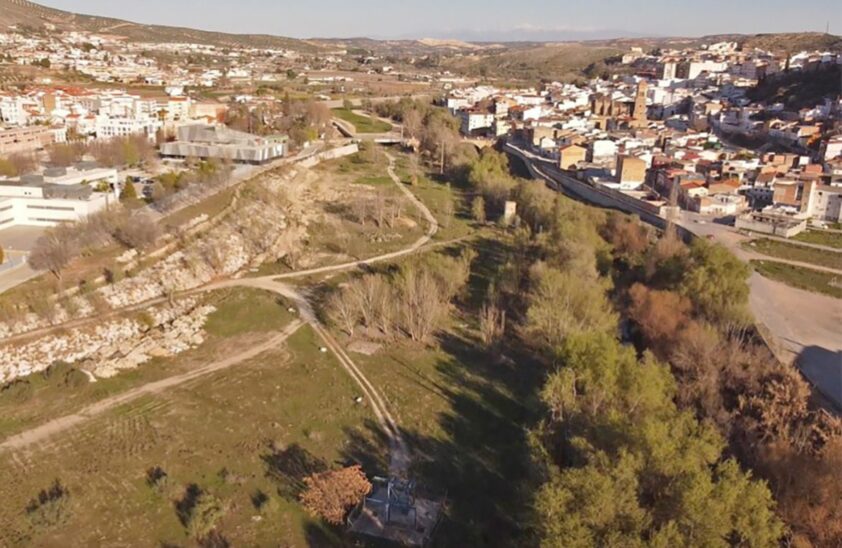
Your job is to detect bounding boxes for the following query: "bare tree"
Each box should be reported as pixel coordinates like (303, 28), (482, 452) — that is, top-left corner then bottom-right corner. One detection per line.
(28, 232), (79, 282)
(114, 214), (161, 252)
(397, 266), (446, 343)
(198, 238), (227, 272)
(402, 109), (422, 140)
(48, 142), (86, 167)
(8, 152), (37, 175)
(328, 289), (359, 337)
(350, 198), (371, 226)
(440, 196), (454, 229)
(479, 301), (506, 347)
(372, 284), (397, 338)
(372, 189), (388, 228)
(387, 199), (404, 228)
(349, 275), (389, 329)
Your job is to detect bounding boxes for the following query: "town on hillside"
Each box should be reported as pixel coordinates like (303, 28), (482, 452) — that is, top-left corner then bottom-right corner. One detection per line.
(0, 3), (841, 547)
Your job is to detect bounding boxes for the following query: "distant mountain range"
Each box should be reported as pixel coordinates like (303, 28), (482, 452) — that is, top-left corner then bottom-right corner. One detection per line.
(1, 0), (840, 57)
(404, 26), (653, 43)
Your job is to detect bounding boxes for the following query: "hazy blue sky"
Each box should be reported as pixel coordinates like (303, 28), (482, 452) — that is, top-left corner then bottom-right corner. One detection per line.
(39, 0), (842, 41)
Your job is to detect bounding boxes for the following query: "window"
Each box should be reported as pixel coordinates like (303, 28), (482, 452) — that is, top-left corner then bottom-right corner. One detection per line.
(26, 204), (75, 211)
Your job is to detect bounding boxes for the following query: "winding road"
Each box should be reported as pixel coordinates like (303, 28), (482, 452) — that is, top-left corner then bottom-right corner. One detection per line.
(1, 153), (439, 475)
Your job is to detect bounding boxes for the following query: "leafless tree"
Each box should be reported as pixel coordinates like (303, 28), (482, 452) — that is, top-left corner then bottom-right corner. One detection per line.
(28, 231), (79, 282)
(479, 301), (506, 347)
(440, 196), (454, 229)
(48, 142), (87, 167)
(348, 275), (390, 329)
(397, 266), (445, 343)
(350, 198), (371, 226)
(372, 189), (388, 228)
(402, 109), (422, 140)
(198, 238), (227, 272)
(372, 284), (397, 338)
(387, 199), (404, 228)
(328, 289), (359, 337)
(114, 214), (161, 252)
(8, 152), (37, 175)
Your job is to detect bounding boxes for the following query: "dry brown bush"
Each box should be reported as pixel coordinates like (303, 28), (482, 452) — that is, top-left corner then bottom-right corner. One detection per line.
(299, 465), (371, 525)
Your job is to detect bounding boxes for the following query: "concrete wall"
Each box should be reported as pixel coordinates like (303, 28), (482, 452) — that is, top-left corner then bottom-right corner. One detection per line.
(505, 143), (695, 242)
(299, 144), (359, 168)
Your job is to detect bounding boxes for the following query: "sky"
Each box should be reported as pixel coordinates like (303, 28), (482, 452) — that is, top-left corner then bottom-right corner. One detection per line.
(38, 0), (842, 41)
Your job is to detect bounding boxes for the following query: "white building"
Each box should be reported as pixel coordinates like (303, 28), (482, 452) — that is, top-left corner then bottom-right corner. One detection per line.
(591, 139), (617, 162)
(95, 115), (161, 141)
(459, 110), (495, 136)
(0, 96), (28, 126)
(0, 181), (110, 229)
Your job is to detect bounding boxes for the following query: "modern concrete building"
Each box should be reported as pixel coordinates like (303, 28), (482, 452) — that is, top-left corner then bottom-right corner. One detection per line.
(160, 124), (287, 164)
(0, 180), (109, 229)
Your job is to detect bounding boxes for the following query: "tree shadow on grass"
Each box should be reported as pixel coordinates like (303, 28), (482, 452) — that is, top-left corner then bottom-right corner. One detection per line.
(339, 326), (544, 547)
(261, 442), (328, 501)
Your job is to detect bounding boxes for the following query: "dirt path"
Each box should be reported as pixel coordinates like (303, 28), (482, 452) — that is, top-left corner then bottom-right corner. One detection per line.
(1, 154), (435, 474)
(0, 320), (303, 453)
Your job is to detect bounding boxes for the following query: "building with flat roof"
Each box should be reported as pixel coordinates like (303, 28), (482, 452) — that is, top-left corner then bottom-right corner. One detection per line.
(735, 209), (808, 238)
(0, 180), (109, 229)
(160, 124), (287, 164)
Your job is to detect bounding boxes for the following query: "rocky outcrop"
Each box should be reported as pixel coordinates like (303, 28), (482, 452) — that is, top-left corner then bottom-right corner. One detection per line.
(0, 298), (215, 384)
(0, 173), (300, 339)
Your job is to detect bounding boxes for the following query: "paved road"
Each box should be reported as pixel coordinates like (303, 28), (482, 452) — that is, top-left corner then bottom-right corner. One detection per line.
(678, 211), (842, 408)
(0, 226), (46, 293)
(0, 154), (433, 474)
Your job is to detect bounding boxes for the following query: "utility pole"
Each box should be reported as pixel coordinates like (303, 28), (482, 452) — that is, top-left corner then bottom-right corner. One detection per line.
(439, 139), (445, 175)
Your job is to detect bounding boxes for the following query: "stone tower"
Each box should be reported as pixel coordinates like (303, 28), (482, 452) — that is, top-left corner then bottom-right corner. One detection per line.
(633, 80), (648, 122)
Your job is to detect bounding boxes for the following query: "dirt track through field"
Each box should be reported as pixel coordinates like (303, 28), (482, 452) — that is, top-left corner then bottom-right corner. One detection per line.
(1, 153), (438, 474)
(0, 320), (303, 453)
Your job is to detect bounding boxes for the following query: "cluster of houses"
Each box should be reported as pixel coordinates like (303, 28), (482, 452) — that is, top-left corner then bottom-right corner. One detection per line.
(0, 84), (290, 231)
(446, 41), (842, 236)
(0, 87), (231, 154)
(0, 28), (310, 88)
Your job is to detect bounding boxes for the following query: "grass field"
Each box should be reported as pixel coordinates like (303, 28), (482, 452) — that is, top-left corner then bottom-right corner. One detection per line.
(331, 108), (393, 133)
(393, 153), (475, 242)
(0, 149), (522, 545)
(745, 238), (842, 271)
(752, 260), (842, 299)
(0, 288), (294, 441)
(0, 301), (377, 545)
(790, 230), (842, 249)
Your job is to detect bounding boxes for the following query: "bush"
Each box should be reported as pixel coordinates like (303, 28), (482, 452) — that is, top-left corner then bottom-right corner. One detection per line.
(63, 368), (90, 389)
(176, 484), (227, 539)
(42, 361), (89, 389)
(299, 465), (371, 525)
(42, 360), (74, 382)
(146, 466), (169, 494)
(26, 480), (71, 529)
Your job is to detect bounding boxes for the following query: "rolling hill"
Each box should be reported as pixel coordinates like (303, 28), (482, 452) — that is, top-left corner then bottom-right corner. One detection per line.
(443, 44), (624, 83)
(0, 0), (323, 51)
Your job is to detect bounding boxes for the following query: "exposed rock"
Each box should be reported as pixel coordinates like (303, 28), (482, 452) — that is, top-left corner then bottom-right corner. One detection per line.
(0, 299), (216, 384)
